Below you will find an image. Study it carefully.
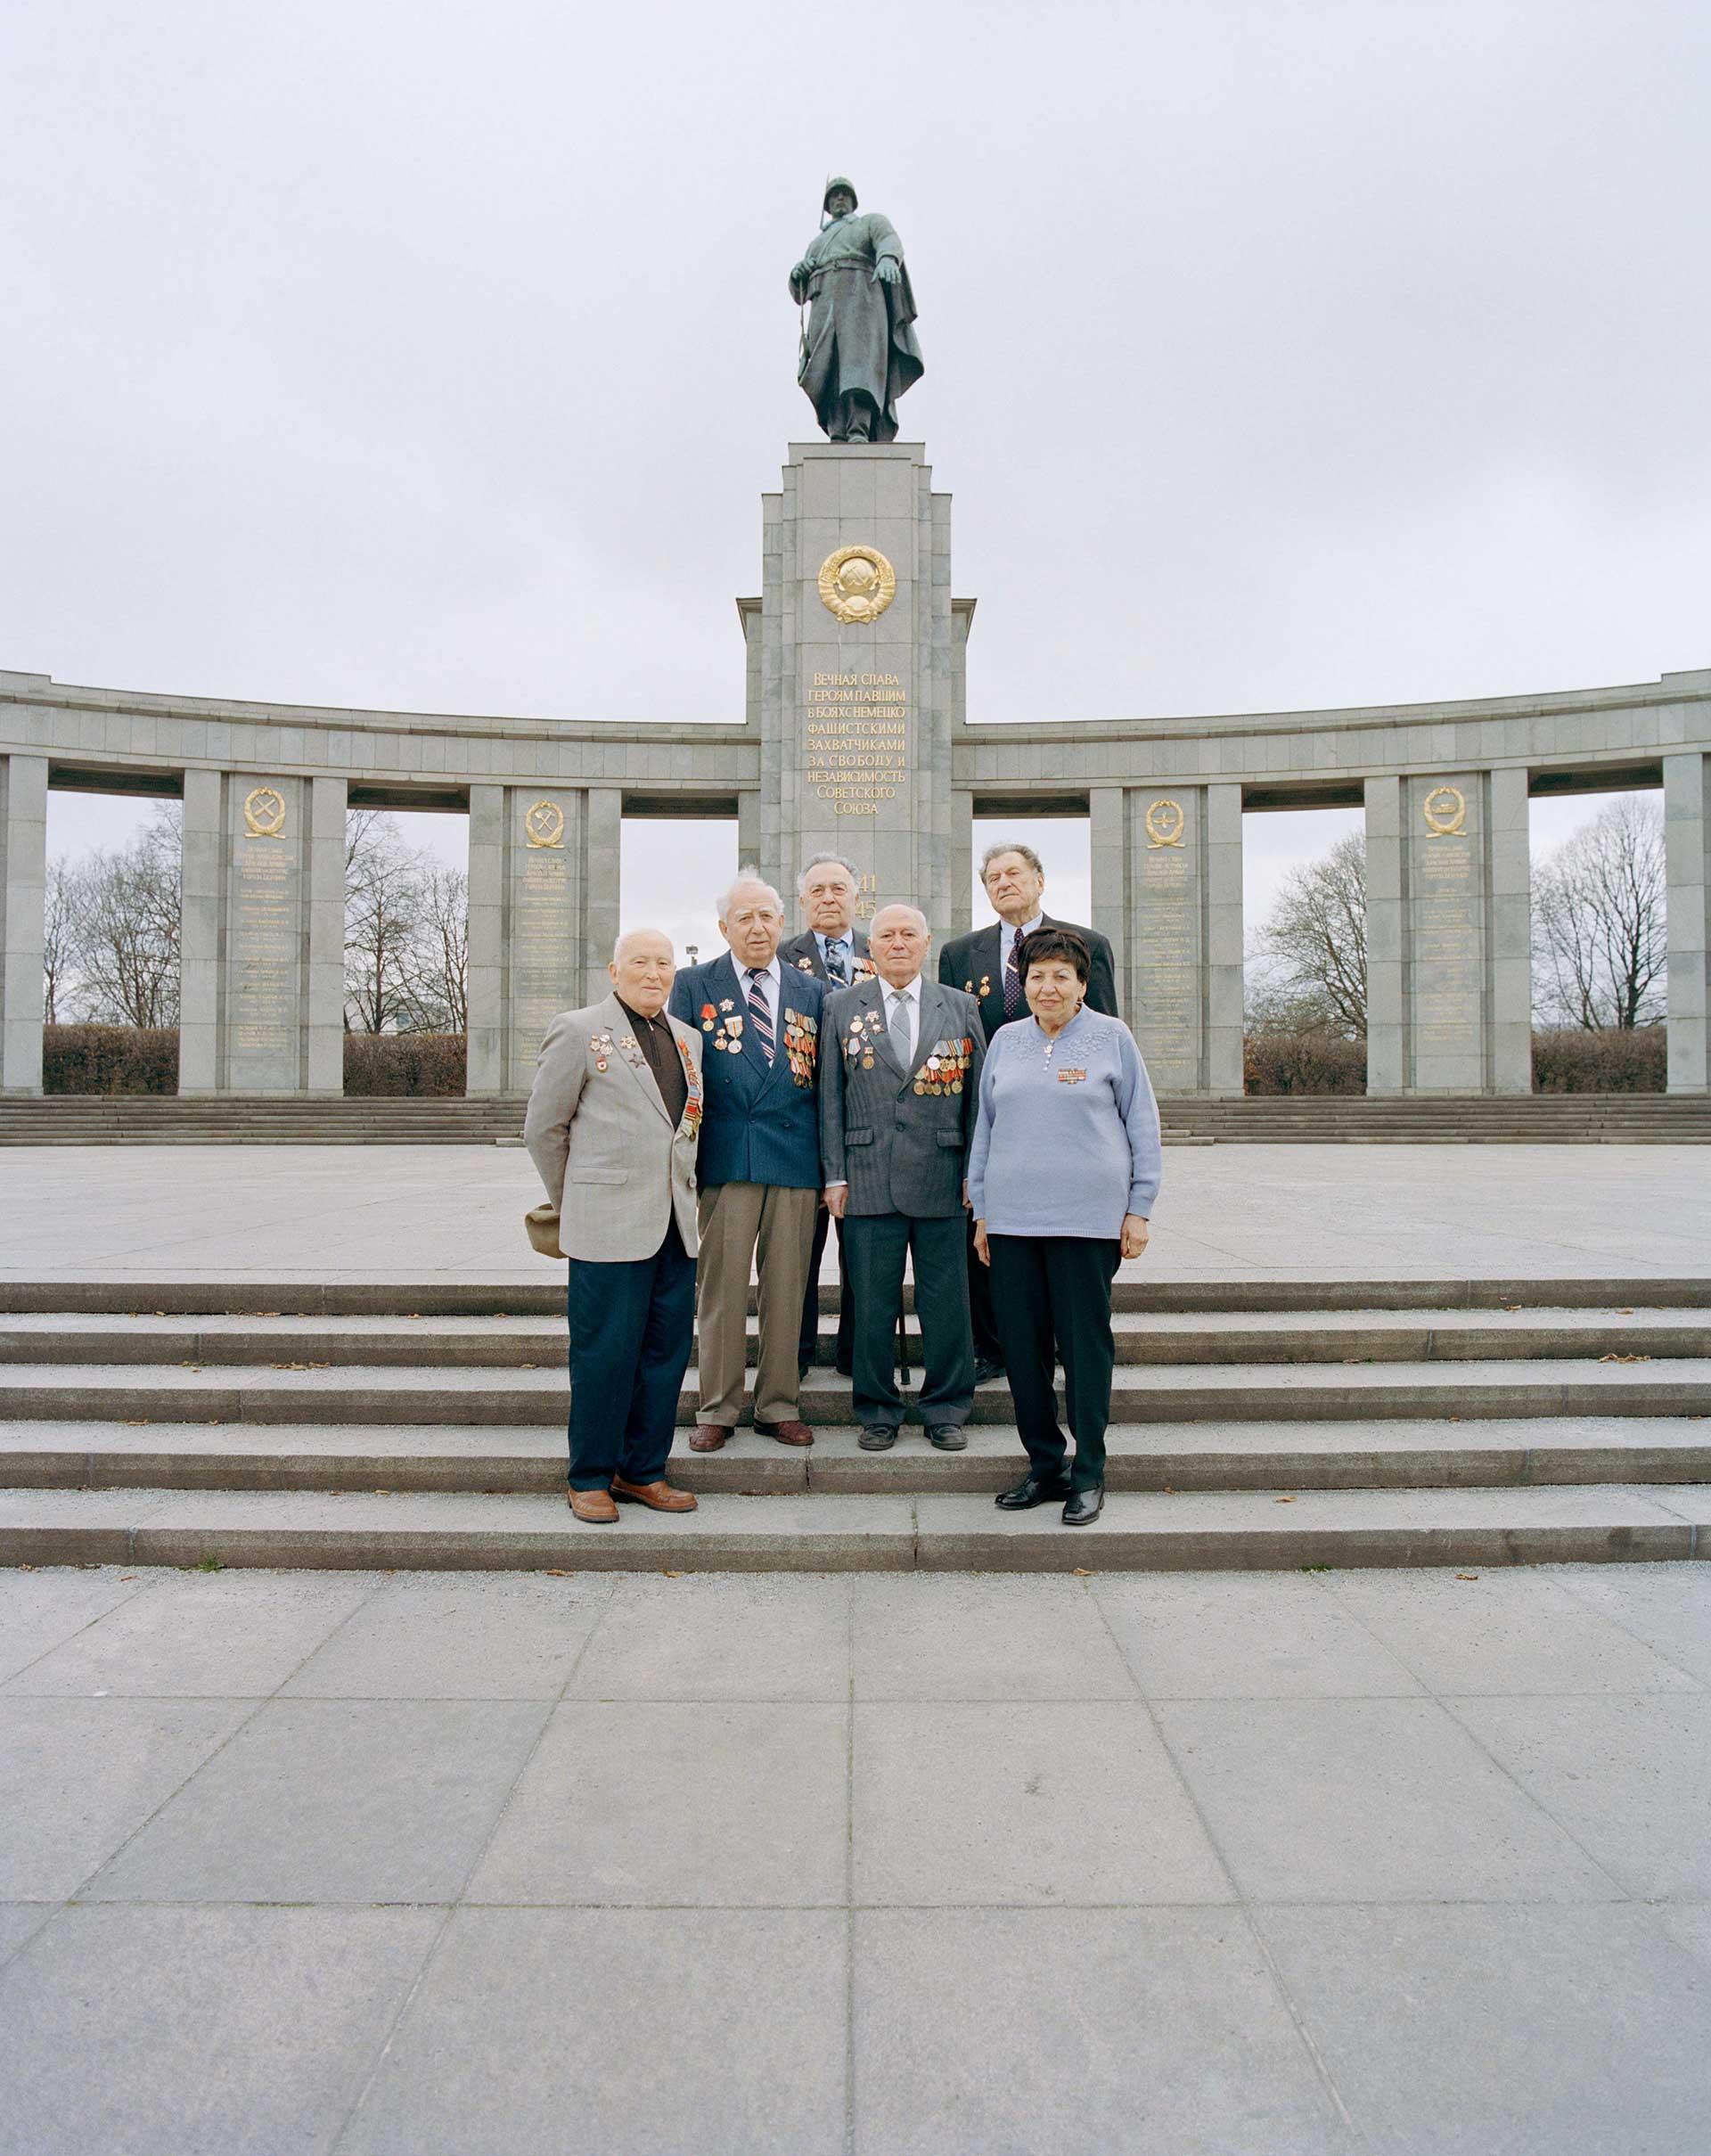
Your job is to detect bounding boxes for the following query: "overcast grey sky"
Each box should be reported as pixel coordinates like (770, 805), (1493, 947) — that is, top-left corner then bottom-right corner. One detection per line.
(9, 1), (1707, 958)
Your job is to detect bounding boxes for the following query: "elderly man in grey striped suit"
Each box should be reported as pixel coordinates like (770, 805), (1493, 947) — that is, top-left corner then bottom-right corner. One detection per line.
(525, 929), (704, 1524)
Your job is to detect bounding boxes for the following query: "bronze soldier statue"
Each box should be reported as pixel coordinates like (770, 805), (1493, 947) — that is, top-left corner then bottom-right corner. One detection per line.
(789, 177), (924, 444)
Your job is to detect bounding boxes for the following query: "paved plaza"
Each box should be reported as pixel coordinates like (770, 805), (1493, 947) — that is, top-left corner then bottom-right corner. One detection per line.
(4, 1139), (1710, 1285)
(1, 1560), (1709, 2153)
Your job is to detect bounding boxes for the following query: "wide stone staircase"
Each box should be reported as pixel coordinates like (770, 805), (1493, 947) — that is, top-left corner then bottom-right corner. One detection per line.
(4, 1094), (1709, 1144)
(2, 1276), (1708, 1573)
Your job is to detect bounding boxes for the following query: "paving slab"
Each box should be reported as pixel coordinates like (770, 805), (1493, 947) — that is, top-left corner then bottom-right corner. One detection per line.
(467, 1700), (847, 1906)
(1092, 1571), (1423, 1697)
(0, 1694), (253, 1898)
(337, 1907), (847, 2156)
(0, 1899), (56, 1966)
(852, 1700), (1232, 1907)
(1, 1570), (377, 1697)
(1154, 1696), (1624, 1903)
(1253, 1904), (1711, 2156)
(83, 1696), (550, 1904)
(0, 1563), (148, 1683)
(281, 1571), (615, 1699)
(1554, 1562), (1711, 1684)
(854, 1906), (1352, 2156)
(0, 1903), (443, 2156)
(1449, 1693), (1711, 1899)
(852, 1573), (1136, 1700)
(567, 1571), (853, 1698)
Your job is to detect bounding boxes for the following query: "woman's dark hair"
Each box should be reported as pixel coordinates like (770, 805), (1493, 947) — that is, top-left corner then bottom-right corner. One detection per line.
(1018, 927), (1091, 985)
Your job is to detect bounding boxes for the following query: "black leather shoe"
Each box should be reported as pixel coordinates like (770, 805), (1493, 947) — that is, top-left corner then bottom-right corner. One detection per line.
(973, 1357), (1005, 1386)
(995, 1473), (1071, 1511)
(1061, 1486), (1104, 1527)
(927, 1424), (969, 1451)
(858, 1425), (899, 1451)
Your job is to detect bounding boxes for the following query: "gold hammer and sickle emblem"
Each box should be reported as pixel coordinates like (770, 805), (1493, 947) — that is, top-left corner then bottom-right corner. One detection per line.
(1423, 785), (1467, 838)
(818, 545), (897, 625)
(1144, 799), (1186, 848)
(525, 799), (566, 849)
(242, 786), (287, 839)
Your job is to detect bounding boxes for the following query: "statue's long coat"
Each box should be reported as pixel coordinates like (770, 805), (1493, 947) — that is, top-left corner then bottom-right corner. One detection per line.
(791, 211), (923, 442)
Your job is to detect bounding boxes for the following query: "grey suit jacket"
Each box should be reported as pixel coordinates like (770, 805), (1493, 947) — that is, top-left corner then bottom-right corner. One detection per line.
(820, 978), (986, 1218)
(523, 993), (703, 1262)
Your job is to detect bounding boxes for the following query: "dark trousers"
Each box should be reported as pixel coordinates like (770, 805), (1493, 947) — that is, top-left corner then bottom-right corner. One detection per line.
(986, 1234), (1120, 1492)
(846, 1211), (975, 1430)
(965, 1213), (1003, 1363)
(798, 1205), (855, 1373)
(564, 1217), (696, 1490)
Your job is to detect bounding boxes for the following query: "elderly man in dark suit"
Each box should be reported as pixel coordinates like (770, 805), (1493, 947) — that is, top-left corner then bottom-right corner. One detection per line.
(938, 840), (1119, 1383)
(823, 904), (985, 1452)
(779, 852), (873, 1384)
(669, 873), (827, 1451)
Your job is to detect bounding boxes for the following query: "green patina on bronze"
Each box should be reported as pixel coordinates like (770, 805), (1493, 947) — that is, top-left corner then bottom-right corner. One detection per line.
(789, 176), (924, 443)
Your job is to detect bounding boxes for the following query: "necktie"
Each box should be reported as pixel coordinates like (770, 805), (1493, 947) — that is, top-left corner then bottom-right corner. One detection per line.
(1003, 928), (1024, 1018)
(746, 969), (774, 1063)
(827, 939), (850, 985)
(888, 989), (912, 1067)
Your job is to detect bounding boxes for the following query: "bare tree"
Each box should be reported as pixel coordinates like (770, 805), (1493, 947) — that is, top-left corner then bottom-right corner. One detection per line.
(343, 815), (423, 1034)
(397, 865), (469, 1033)
(1533, 795), (1666, 1029)
(1253, 830), (1367, 1039)
(65, 807), (182, 1026)
(41, 859), (81, 1022)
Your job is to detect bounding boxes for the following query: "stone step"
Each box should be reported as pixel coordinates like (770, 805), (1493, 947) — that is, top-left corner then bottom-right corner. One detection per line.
(2, 1277), (1707, 1317)
(0, 1481), (1700, 1572)
(0, 1357), (1706, 1427)
(3, 1307), (1706, 1368)
(4, 1414), (1707, 1496)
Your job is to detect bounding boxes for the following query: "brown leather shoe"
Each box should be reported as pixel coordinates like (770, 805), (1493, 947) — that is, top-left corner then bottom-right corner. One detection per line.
(754, 1419), (815, 1447)
(611, 1476), (698, 1512)
(688, 1423), (730, 1452)
(567, 1488), (618, 1523)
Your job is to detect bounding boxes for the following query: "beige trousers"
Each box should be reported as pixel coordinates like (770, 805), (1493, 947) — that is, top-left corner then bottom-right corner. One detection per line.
(695, 1182), (818, 1425)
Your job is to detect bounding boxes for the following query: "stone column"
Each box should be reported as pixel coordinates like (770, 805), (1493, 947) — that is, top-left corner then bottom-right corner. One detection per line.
(1666, 750), (1709, 1093)
(1120, 782), (1243, 1094)
(757, 442), (954, 937)
(949, 787), (974, 938)
(1, 753), (47, 1094)
(176, 772), (345, 1093)
(736, 792), (765, 884)
(1089, 784), (1127, 1029)
(464, 783), (594, 1094)
(1366, 769), (1530, 1094)
(582, 786), (622, 1003)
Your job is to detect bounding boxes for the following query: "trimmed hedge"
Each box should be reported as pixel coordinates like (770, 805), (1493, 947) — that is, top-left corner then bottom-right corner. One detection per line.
(1532, 1026), (1666, 1094)
(343, 1033), (467, 1096)
(45, 1025), (178, 1095)
(1244, 1030), (1366, 1095)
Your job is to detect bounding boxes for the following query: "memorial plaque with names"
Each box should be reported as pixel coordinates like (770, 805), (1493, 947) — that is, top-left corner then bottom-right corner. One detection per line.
(1406, 775), (1485, 1086)
(1133, 794), (1202, 1089)
(226, 781), (302, 1090)
(506, 796), (579, 1093)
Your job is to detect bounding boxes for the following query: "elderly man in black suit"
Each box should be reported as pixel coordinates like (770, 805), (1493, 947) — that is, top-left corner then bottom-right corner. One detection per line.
(780, 852), (872, 1382)
(938, 840), (1119, 1382)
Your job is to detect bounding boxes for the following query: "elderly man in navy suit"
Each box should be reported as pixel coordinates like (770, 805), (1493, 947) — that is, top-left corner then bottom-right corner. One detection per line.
(670, 872), (828, 1451)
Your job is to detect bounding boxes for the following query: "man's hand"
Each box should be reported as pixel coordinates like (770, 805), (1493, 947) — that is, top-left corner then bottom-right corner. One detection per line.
(973, 1219), (990, 1267)
(1120, 1214), (1150, 1260)
(825, 1185), (848, 1220)
(873, 257), (901, 286)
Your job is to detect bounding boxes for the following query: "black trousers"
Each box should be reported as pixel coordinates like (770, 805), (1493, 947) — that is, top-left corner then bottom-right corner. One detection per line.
(564, 1217), (696, 1491)
(845, 1211), (975, 1430)
(798, 1204), (855, 1373)
(986, 1234), (1120, 1492)
(964, 1212), (1003, 1363)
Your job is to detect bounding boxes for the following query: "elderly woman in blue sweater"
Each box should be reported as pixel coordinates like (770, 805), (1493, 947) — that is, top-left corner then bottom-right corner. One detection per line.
(967, 928), (1161, 1526)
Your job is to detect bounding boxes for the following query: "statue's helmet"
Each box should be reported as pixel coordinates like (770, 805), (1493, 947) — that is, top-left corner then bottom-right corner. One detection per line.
(823, 176), (858, 212)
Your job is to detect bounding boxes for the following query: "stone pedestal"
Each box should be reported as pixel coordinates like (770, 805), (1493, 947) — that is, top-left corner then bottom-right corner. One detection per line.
(177, 772), (345, 1094)
(747, 442), (957, 930)
(1090, 782), (1244, 1093)
(1, 753), (47, 1094)
(466, 783), (620, 1094)
(1366, 769), (1530, 1094)
(1666, 750), (1709, 1093)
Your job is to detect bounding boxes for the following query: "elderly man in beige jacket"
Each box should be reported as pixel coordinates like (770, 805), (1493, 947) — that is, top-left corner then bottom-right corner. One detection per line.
(524, 929), (704, 1524)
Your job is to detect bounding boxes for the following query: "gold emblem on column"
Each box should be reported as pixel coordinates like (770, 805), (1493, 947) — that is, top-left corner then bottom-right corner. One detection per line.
(817, 545), (896, 624)
(242, 785), (287, 839)
(1144, 798), (1186, 848)
(524, 799), (566, 848)
(1422, 785), (1467, 838)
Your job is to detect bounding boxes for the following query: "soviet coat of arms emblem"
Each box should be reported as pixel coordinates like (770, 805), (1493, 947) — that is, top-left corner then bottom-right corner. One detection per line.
(818, 545), (896, 625)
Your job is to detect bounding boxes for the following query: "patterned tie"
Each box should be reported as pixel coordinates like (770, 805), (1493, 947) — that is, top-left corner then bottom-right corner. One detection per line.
(746, 969), (775, 1064)
(888, 988), (912, 1068)
(827, 938), (850, 985)
(1003, 928), (1024, 1019)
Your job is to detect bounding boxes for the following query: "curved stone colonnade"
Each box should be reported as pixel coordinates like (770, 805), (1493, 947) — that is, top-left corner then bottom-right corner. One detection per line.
(2, 657), (1707, 1097)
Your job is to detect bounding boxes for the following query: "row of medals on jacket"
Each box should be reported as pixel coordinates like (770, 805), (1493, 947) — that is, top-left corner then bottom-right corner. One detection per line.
(843, 1010), (973, 1096)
